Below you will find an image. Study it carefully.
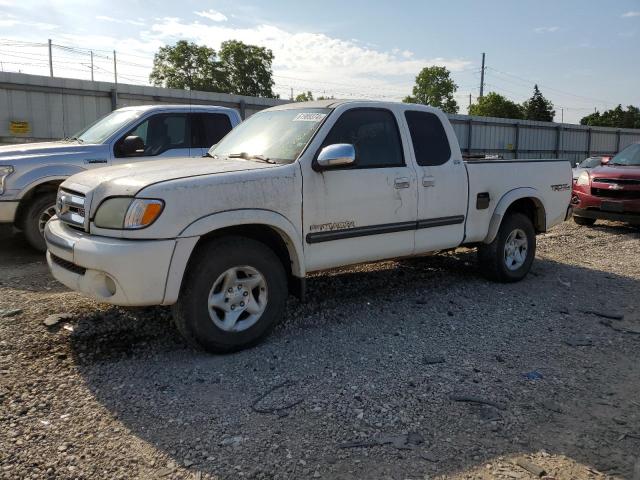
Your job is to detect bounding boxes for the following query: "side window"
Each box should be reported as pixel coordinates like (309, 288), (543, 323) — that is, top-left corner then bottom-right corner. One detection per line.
(322, 109), (404, 168)
(193, 113), (233, 148)
(117, 113), (190, 157)
(404, 111), (451, 166)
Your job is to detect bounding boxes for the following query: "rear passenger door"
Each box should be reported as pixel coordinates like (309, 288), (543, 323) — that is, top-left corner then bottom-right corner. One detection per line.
(191, 113), (234, 156)
(403, 110), (468, 252)
(302, 107), (418, 271)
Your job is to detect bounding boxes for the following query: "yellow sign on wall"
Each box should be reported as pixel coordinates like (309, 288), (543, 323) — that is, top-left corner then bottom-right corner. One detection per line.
(10, 121), (30, 135)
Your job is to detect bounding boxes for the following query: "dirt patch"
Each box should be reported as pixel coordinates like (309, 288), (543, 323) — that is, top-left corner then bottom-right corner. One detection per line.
(1, 221), (639, 479)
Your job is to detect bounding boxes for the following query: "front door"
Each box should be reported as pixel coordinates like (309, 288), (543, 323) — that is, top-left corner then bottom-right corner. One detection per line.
(403, 109), (468, 252)
(111, 113), (192, 165)
(302, 107), (418, 271)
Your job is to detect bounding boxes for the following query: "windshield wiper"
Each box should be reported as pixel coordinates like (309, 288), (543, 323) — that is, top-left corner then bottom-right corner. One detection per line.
(64, 136), (84, 143)
(227, 152), (276, 164)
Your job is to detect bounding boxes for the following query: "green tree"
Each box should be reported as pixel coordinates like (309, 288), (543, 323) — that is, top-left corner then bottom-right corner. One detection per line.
(403, 66), (459, 113)
(580, 105), (640, 129)
(295, 91), (314, 102)
(218, 40), (276, 98)
(149, 40), (277, 98)
(149, 40), (226, 92)
(469, 92), (524, 119)
(522, 84), (555, 122)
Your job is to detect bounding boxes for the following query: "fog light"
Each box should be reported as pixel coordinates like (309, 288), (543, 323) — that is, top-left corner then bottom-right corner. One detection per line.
(105, 275), (117, 296)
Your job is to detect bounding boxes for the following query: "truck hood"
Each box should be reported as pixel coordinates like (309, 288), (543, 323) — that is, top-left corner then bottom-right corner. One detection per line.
(591, 165), (640, 180)
(0, 141), (106, 164)
(62, 156), (277, 198)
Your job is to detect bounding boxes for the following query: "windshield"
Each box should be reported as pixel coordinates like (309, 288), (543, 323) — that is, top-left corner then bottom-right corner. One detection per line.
(73, 109), (143, 144)
(211, 108), (331, 164)
(578, 157), (602, 168)
(609, 143), (640, 166)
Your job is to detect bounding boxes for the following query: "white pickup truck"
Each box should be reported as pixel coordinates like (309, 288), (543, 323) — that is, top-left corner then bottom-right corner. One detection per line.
(45, 100), (572, 353)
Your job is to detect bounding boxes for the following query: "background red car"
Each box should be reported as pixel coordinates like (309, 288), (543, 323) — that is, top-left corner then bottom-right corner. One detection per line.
(572, 143), (640, 226)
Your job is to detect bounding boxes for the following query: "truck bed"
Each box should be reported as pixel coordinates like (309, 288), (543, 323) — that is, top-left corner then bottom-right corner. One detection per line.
(463, 158), (572, 243)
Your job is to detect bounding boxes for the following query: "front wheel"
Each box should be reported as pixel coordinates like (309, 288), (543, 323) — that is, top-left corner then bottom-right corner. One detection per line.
(478, 213), (536, 283)
(23, 193), (57, 252)
(172, 236), (288, 353)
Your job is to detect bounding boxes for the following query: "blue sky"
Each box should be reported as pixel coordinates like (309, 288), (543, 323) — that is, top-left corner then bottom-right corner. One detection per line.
(0, 0), (638, 123)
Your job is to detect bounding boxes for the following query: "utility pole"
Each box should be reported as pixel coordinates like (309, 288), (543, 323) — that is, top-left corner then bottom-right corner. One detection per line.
(479, 52), (486, 98)
(90, 50), (94, 82)
(48, 39), (53, 77)
(561, 108), (564, 123)
(468, 93), (472, 113)
(290, 87), (293, 100)
(113, 50), (118, 86)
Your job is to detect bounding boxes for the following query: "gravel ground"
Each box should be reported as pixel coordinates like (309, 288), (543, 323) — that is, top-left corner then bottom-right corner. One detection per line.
(1, 220), (639, 480)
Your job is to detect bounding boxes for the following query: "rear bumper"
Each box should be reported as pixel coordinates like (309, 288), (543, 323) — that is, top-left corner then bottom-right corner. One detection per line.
(0, 201), (19, 223)
(45, 218), (178, 306)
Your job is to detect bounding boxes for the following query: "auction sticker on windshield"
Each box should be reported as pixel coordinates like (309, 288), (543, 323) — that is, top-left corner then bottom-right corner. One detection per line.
(293, 113), (327, 122)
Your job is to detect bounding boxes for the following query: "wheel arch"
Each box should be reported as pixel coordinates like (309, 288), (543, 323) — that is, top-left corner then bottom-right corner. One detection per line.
(14, 178), (65, 227)
(483, 188), (547, 244)
(163, 210), (305, 305)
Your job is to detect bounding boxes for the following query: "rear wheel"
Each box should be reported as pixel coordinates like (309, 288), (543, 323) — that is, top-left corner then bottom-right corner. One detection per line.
(573, 215), (596, 226)
(478, 213), (536, 282)
(172, 236), (288, 353)
(22, 193), (57, 252)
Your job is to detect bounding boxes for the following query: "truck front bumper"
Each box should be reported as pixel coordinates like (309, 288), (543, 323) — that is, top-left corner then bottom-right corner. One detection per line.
(45, 218), (180, 306)
(0, 201), (19, 223)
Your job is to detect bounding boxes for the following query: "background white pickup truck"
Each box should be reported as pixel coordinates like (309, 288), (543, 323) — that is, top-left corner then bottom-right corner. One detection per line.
(45, 100), (572, 353)
(0, 104), (240, 251)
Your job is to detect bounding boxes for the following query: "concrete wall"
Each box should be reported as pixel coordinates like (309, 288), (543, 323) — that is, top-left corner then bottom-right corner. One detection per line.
(0, 72), (287, 144)
(2, 72), (639, 165)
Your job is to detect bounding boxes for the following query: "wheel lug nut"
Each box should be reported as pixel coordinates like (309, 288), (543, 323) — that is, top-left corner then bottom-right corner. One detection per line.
(237, 285), (242, 290)
(240, 302), (245, 307)
(243, 291), (248, 297)
(230, 305), (236, 310)
(228, 288), (233, 293)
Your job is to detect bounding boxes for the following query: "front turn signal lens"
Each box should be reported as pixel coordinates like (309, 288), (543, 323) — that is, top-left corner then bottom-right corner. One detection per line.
(123, 199), (164, 229)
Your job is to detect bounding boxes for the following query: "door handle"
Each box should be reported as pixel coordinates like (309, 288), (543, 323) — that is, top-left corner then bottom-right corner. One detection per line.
(394, 177), (410, 189)
(422, 176), (436, 187)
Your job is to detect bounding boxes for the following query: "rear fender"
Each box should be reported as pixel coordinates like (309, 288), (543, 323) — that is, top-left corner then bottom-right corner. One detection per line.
(483, 188), (546, 244)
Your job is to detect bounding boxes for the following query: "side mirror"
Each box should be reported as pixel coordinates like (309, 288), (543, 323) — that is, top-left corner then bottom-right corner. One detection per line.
(315, 144), (356, 170)
(121, 136), (144, 156)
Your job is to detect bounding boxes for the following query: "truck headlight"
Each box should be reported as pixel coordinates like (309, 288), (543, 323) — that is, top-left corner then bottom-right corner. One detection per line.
(0, 165), (14, 195)
(94, 197), (164, 229)
(576, 171), (590, 186)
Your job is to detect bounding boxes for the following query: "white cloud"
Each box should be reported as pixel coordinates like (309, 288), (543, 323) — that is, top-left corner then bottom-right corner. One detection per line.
(96, 15), (145, 26)
(146, 17), (471, 100)
(194, 9), (228, 22)
(0, 12), (59, 30)
(534, 26), (559, 33)
(621, 11), (640, 18)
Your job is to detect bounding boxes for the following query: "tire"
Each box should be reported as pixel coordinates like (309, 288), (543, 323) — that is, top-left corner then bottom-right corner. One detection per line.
(22, 193), (57, 252)
(478, 213), (536, 283)
(172, 236), (288, 353)
(573, 215), (596, 226)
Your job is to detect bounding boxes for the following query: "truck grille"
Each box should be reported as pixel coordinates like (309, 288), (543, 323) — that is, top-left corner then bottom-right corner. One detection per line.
(56, 189), (86, 230)
(593, 178), (640, 186)
(591, 187), (640, 200)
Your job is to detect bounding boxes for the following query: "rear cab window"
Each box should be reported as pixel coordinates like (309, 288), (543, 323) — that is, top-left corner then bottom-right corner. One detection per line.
(404, 110), (451, 166)
(192, 113), (234, 149)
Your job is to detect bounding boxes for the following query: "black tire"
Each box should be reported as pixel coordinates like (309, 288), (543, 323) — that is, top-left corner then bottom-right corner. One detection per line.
(573, 215), (596, 226)
(478, 213), (536, 283)
(172, 236), (288, 353)
(22, 193), (57, 252)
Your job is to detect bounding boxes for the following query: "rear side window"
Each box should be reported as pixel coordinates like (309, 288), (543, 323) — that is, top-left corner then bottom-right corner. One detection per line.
(405, 111), (451, 166)
(192, 113), (233, 148)
(322, 109), (404, 168)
